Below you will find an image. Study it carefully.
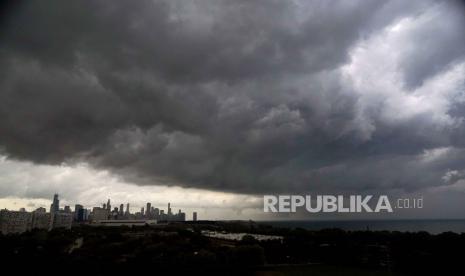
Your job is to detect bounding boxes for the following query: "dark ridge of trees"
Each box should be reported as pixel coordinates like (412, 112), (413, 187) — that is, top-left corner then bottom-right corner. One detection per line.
(1, 223), (464, 275)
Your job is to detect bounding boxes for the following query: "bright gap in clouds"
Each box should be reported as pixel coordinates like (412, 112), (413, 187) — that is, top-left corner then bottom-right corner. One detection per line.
(342, 10), (465, 140)
(0, 155), (263, 220)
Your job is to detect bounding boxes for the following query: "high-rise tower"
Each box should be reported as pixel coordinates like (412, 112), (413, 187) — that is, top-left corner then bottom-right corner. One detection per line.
(50, 194), (59, 214)
(146, 202), (151, 217)
(193, 212), (197, 221)
(119, 204), (124, 215)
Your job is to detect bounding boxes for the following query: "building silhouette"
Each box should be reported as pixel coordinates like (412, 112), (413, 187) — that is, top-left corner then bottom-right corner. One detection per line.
(0, 194), (195, 233)
(50, 193), (59, 214)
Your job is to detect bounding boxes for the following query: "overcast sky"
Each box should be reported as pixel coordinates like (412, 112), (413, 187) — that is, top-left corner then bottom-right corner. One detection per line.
(1, 0), (465, 220)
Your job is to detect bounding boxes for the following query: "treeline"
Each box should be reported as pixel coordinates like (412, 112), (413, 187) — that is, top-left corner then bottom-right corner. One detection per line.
(1, 223), (464, 275)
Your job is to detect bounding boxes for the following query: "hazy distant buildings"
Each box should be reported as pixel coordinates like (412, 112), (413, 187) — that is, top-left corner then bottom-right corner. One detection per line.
(193, 212), (197, 221)
(32, 208), (51, 230)
(94, 219), (157, 227)
(0, 194), (195, 233)
(0, 194), (76, 234)
(178, 209), (186, 221)
(91, 207), (110, 222)
(52, 212), (73, 229)
(35, 207), (46, 213)
(87, 199), (189, 226)
(0, 209), (32, 234)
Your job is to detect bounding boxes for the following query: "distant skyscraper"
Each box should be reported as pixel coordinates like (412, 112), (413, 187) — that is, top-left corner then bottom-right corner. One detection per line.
(193, 212), (197, 221)
(126, 203), (130, 214)
(106, 199), (111, 211)
(168, 203), (172, 215)
(64, 206), (71, 213)
(119, 204), (124, 215)
(74, 204), (84, 221)
(146, 202), (151, 217)
(50, 194), (59, 214)
(141, 207), (145, 215)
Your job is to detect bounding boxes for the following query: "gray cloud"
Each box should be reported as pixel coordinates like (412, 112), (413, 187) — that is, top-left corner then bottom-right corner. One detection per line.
(1, 0), (465, 197)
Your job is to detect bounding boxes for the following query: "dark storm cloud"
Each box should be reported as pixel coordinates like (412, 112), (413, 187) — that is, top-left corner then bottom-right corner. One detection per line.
(1, 0), (465, 195)
(397, 1), (465, 88)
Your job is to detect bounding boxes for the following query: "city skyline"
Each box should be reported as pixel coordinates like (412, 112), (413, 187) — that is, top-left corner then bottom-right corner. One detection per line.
(1, 193), (198, 222)
(1, 193), (198, 235)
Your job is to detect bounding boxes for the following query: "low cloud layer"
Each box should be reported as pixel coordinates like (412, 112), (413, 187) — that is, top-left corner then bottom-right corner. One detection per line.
(1, 0), (465, 200)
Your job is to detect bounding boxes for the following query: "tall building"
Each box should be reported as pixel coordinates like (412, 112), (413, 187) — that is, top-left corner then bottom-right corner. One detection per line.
(168, 203), (172, 215)
(119, 204), (124, 216)
(106, 199), (111, 211)
(50, 194), (60, 227)
(146, 202), (151, 217)
(74, 204), (84, 222)
(125, 203), (130, 215)
(141, 207), (145, 216)
(64, 206), (71, 213)
(50, 194), (59, 214)
(193, 212), (197, 221)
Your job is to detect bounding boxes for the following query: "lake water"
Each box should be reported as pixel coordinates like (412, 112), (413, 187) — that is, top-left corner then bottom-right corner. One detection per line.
(259, 220), (465, 234)
(202, 230), (283, 241)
